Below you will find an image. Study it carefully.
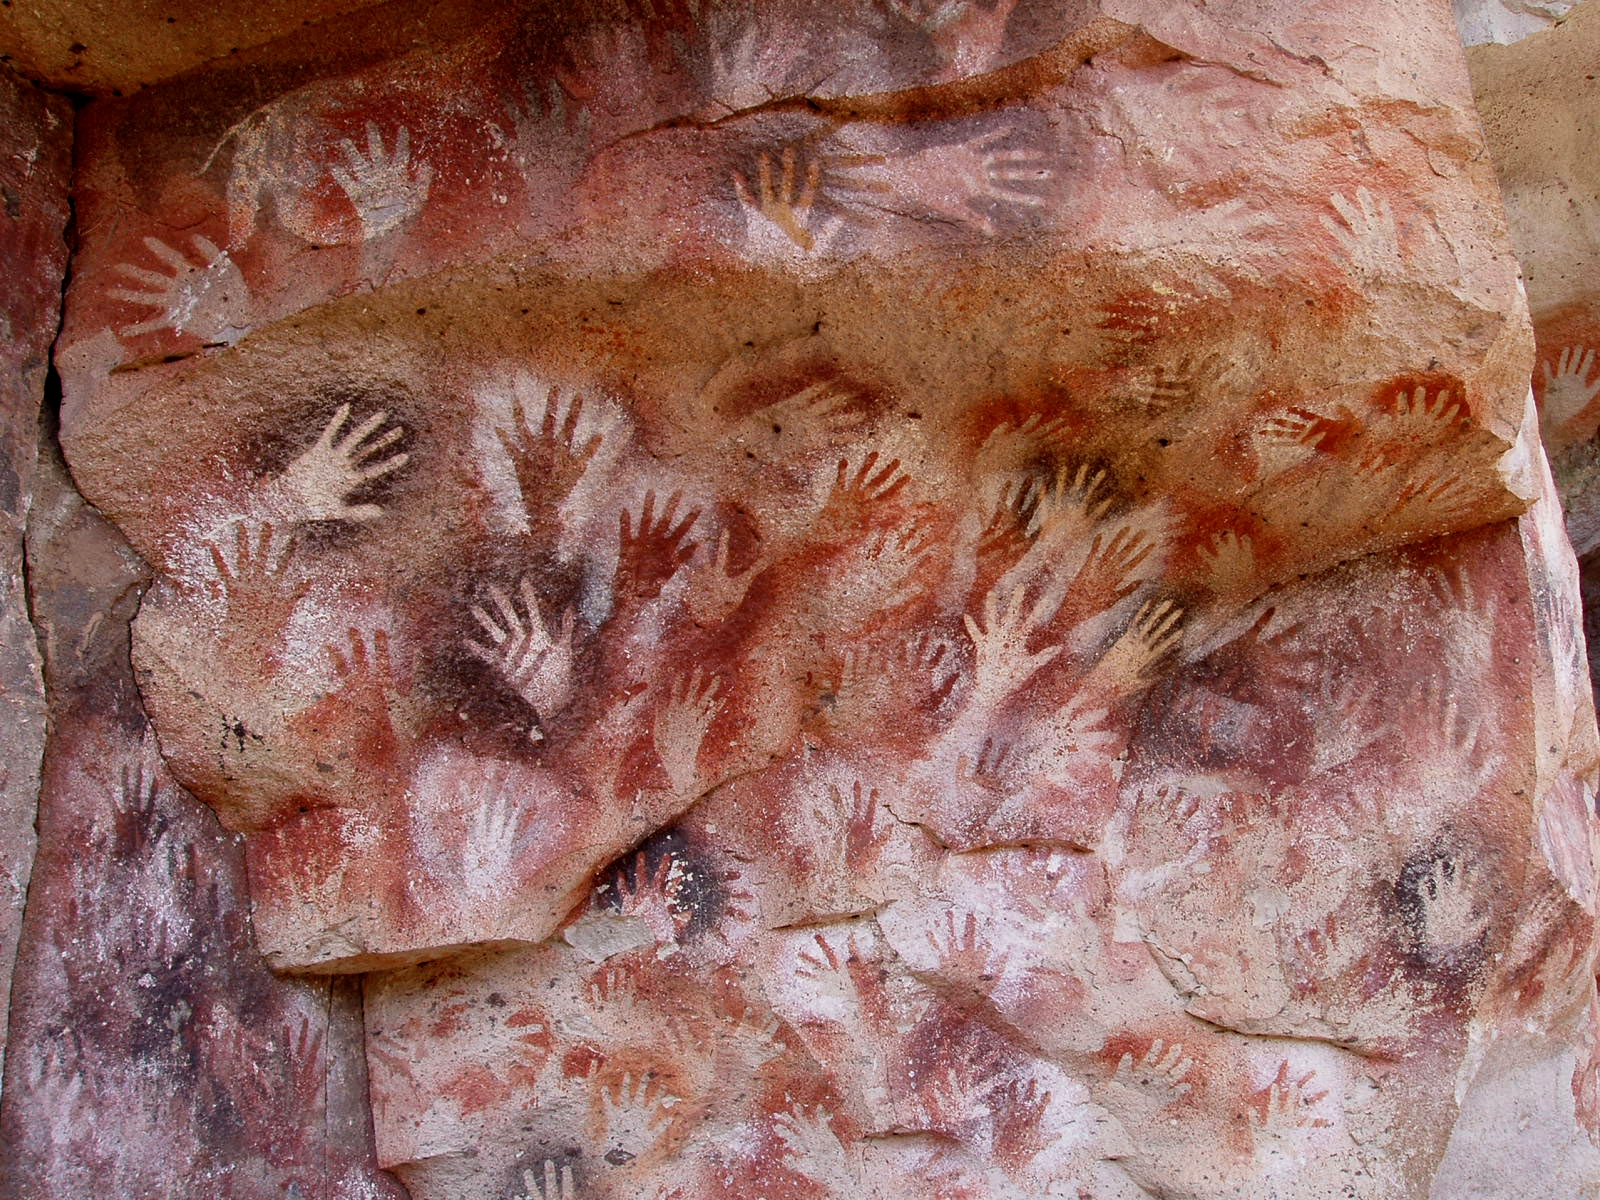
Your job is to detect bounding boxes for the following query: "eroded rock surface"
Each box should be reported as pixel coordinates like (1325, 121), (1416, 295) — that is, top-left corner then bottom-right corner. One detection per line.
(17, 0), (1600, 1196)
(0, 0), (399, 95)
(1470, 2), (1600, 511)
(0, 61), (70, 1092)
(0, 439), (405, 1198)
(1468, 2), (1600, 714)
(1454, 0), (1585, 46)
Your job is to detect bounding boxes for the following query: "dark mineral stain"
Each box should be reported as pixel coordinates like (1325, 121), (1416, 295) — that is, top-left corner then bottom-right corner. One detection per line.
(594, 826), (727, 940)
(1389, 844), (1492, 1003)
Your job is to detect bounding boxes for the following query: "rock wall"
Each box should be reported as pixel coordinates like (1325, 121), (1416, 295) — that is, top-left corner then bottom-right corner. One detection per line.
(1454, 0), (1585, 46)
(2, 1), (1600, 1197)
(0, 60), (69, 1097)
(0, 431), (401, 1199)
(1465, 4), (1600, 725)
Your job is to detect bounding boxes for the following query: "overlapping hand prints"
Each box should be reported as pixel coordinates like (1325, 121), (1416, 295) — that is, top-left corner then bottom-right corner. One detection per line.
(52, 0), (1600, 1197)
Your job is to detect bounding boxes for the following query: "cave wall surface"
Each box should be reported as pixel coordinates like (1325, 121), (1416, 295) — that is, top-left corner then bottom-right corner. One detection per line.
(2, 1), (1600, 1197)
(0, 50), (402, 1200)
(1454, 0), (1586, 46)
(1470, 1), (1600, 530)
(0, 0), (395, 96)
(0, 423), (405, 1200)
(0, 58), (69, 1097)
(1465, 3), (1600, 722)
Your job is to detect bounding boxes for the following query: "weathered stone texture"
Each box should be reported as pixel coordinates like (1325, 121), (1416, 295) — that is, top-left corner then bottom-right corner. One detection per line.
(1468, 2), (1600, 711)
(1, 0), (1598, 1196)
(0, 430), (405, 1195)
(1454, 0), (1586, 46)
(0, 61), (70, 1095)
(1470, 2), (1600, 459)
(0, 0), (395, 95)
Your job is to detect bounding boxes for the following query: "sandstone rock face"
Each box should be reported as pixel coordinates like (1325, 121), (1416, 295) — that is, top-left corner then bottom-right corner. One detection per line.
(0, 62), (70, 1092)
(1, 0), (1595, 1196)
(1468, 3), (1600, 468)
(0, 0), (396, 95)
(1453, 0), (1585, 46)
(0, 45), (402, 1200)
(1468, 3), (1600, 704)
(0, 440), (406, 1198)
